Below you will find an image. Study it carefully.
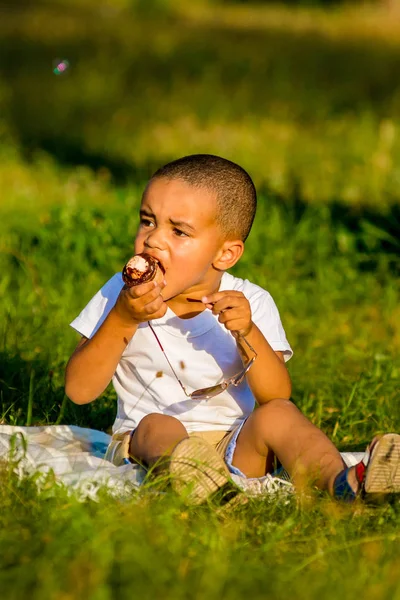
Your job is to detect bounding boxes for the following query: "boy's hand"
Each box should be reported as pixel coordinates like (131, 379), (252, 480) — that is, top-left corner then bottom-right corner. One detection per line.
(202, 291), (253, 337)
(114, 280), (167, 326)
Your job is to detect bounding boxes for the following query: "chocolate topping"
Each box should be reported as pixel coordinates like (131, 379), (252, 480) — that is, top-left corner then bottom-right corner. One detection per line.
(122, 253), (162, 287)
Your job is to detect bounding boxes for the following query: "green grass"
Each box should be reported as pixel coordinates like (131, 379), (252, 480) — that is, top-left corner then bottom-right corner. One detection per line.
(2, 1), (400, 206)
(2, 470), (400, 600)
(1, 154), (399, 438)
(1, 1), (400, 597)
(1, 147), (400, 598)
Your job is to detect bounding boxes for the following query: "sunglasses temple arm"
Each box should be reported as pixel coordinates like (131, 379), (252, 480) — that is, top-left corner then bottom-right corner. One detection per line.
(238, 333), (257, 354)
(234, 335), (257, 367)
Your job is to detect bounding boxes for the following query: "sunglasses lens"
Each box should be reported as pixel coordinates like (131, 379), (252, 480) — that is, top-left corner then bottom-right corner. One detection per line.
(191, 384), (224, 400)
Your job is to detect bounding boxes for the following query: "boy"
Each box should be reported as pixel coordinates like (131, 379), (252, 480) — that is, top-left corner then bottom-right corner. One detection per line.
(65, 154), (400, 504)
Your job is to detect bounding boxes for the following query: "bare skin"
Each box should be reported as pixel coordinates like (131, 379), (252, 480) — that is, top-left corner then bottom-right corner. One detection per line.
(129, 406), (358, 495)
(66, 178), (290, 405)
(232, 400), (346, 494)
(130, 414), (189, 470)
(66, 177), (356, 497)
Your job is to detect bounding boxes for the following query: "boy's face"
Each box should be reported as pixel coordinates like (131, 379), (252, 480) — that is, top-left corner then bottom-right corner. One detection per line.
(134, 177), (226, 301)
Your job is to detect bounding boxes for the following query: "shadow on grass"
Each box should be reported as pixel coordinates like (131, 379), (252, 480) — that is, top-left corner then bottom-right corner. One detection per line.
(257, 177), (400, 274)
(1, 1), (400, 180)
(21, 137), (161, 185)
(0, 352), (116, 431)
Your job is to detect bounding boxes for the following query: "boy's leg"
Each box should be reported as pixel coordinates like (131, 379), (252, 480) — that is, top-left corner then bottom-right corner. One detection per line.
(232, 399), (347, 494)
(130, 415), (244, 505)
(130, 413), (188, 470)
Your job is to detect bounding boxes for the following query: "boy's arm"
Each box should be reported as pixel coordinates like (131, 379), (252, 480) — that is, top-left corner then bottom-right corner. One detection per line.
(65, 308), (139, 404)
(65, 279), (167, 405)
(202, 290), (292, 404)
(236, 323), (291, 403)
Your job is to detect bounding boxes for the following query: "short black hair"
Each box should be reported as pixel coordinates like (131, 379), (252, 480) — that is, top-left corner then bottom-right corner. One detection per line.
(150, 154), (257, 242)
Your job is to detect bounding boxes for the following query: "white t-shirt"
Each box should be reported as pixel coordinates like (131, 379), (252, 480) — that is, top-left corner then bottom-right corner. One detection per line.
(70, 271), (293, 435)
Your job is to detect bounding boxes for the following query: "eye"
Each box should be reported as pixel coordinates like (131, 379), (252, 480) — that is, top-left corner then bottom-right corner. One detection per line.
(173, 227), (188, 237)
(140, 218), (154, 227)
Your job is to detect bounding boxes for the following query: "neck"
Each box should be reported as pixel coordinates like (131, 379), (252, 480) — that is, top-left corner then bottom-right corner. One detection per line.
(166, 276), (223, 319)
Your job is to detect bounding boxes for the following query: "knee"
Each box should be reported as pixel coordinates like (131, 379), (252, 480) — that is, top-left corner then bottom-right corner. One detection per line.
(256, 398), (297, 419)
(135, 413), (187, 446)
(250, 399), (299, 435)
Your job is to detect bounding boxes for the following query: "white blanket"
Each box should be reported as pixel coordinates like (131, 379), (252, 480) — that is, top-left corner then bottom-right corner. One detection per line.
(0, 425), (146, 501)
(0, 425), (365, 501)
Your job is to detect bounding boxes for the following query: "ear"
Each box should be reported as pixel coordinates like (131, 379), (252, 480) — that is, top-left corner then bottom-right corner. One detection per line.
(212, 239), (244, 271)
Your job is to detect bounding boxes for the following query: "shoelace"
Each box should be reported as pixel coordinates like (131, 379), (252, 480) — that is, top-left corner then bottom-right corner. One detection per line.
(232, 473), (294, 497)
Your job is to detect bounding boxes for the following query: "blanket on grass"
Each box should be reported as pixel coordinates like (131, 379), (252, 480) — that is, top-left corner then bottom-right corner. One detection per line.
(0, 425), (365, 501)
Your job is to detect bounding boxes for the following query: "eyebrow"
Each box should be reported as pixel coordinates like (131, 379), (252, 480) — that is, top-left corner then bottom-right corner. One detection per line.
(140, 208), (196, 233)
(169, 218), (196, 233)
(140, 208), (155, 218)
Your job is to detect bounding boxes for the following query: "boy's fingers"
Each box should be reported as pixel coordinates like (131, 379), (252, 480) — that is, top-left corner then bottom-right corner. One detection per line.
(136, 289), (166, 314)
(127, 280), (165, 300)
(210, 297), (248, 314)
(143, 296), (167, 316)
(126, 281), (156, 298)
(220, 317), (249, 333)
(202, 290), (243, 305)
(218, 309), (247, 324)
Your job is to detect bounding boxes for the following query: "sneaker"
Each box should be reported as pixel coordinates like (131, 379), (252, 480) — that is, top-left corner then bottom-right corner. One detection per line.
(169, 436), (246, 507)
(361, 433), (400, 499)
(334, 433), (400, 502)
(104, 432), (132, 466)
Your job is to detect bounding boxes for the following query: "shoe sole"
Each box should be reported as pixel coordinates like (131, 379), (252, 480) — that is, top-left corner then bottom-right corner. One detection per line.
(364, 433), (400, 496)
(170, 436), (244, 506)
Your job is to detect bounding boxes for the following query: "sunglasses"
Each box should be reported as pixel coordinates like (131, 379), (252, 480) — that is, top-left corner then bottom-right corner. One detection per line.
(148, 321), (257, 400)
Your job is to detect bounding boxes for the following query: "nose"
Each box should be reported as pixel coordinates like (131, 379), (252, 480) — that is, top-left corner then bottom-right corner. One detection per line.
(143, 226), (166, 250)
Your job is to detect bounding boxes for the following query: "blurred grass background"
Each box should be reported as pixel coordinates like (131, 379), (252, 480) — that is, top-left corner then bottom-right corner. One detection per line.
(1, 0), (399, 437)
(1, 2), (400, 598)
(2, 0), (400, 208)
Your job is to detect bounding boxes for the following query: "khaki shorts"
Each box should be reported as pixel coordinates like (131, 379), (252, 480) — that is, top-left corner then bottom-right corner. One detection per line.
(104, 427), (239, 468)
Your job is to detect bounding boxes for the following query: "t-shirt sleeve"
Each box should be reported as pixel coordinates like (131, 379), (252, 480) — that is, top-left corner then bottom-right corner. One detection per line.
(70, 273), (124, 339)
(247, 285), (293, 362)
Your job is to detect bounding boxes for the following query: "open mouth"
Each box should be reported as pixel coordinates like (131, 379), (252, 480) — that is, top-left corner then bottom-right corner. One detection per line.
(154, 258), (166, 275)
